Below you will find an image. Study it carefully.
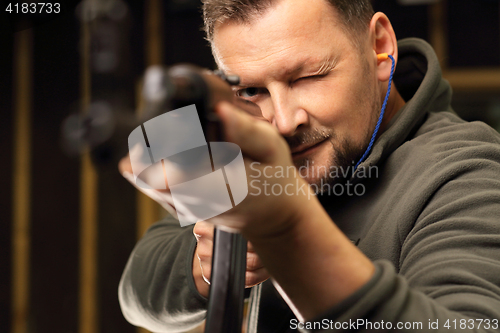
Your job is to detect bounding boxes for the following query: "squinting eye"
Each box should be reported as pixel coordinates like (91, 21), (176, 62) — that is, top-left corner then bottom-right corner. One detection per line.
(237, 87), (262, 98)
(294, 74), (327, 83)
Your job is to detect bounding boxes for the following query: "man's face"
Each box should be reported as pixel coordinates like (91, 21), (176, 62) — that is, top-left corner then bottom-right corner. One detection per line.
(213, 0), (380, 187)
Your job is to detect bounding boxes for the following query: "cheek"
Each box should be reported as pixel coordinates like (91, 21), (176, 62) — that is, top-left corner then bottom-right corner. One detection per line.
(297, 81), (344, 123)
(298, 79), (369, 135)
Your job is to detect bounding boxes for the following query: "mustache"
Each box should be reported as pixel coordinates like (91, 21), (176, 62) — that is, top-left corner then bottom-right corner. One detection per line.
(284, 128), (334, 150)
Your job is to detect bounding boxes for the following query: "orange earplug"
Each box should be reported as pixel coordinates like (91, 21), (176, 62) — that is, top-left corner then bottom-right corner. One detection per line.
(377, 53), (389, 61)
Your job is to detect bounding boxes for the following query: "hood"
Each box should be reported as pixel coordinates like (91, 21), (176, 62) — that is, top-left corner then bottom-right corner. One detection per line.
(357, 38), (453, 171)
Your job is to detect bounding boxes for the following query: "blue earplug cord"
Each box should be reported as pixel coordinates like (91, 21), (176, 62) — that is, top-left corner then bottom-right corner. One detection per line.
(354, 54), (395, 171)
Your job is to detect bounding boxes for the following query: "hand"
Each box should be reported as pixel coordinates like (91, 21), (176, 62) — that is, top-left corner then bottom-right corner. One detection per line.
(192, 220), (270, 298)
(118, 153), (179, 217)
(207, 101), (313, 239)
(117, 100), (313, 235)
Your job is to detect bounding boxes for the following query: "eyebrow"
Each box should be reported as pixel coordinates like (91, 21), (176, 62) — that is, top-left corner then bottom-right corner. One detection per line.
(230, 54), (340, 88)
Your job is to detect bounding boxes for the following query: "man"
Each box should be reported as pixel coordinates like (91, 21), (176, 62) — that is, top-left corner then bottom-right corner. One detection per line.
(118, 0), (500, 332)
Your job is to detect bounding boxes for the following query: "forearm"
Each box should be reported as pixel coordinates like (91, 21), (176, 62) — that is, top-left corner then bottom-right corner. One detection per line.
(243, 197), (375, 322)
(119, 217), (208, 332)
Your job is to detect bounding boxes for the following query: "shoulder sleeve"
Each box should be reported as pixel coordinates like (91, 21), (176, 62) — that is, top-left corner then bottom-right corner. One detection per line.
(309, 121), (500, 332)
(118, 214), (207, 332)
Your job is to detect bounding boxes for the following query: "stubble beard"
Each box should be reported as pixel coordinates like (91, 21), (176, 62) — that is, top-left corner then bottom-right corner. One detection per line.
(290, 82), (381, 193)
(292, 127), (374, 192)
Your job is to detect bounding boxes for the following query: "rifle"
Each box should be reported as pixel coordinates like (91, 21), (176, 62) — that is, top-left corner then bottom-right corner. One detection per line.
(137, 64), (252, 333)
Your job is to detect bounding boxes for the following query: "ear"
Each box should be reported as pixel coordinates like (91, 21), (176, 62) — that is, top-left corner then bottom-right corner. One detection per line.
(368, 12), (398, 82)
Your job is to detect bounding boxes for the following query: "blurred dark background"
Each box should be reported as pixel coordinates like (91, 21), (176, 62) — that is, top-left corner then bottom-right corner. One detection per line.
(1, 1), (499, 333)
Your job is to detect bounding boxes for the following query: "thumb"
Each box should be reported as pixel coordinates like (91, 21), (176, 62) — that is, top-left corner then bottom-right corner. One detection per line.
(215, 101), (283, 163)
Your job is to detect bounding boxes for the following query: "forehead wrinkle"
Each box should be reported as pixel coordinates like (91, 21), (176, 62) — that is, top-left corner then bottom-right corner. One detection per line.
(219, 43), (296, 69)
(234, 52), (339, 87)
(221, 51), (339, 88)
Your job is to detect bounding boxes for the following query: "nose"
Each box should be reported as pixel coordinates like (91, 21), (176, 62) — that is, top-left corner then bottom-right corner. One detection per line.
(261, 85), (309, 137)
